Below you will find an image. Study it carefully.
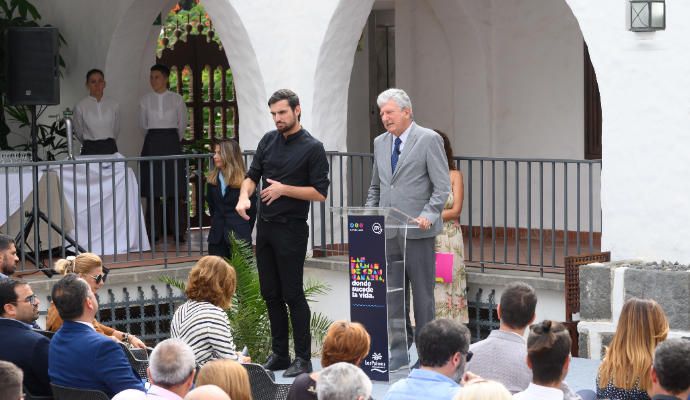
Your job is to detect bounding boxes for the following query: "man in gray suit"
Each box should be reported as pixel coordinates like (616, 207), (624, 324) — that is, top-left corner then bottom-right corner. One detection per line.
(366, 88), (450, 352)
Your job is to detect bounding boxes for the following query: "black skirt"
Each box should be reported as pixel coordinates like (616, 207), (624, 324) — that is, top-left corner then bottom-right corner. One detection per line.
(140, 128), (186, 197)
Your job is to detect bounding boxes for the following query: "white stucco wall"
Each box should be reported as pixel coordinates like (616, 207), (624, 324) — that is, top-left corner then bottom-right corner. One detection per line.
(565, 0), (690, 262)
(23, 0), (690, 263)
(347, 0), (599, 232)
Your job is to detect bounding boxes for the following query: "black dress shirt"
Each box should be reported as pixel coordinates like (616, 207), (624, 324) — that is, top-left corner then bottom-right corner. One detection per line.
(246, 129), (329, 220)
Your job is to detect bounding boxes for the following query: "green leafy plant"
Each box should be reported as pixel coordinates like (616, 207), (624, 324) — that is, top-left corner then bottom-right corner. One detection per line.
(162, 233), (333, 362)
(5, 105), (68, 160)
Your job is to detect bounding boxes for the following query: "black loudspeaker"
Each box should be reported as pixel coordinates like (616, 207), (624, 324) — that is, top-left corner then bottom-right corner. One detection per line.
(6, 27), (60, 105)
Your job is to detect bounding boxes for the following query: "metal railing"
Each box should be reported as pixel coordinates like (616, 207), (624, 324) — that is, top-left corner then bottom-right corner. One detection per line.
(1, 152), (601, 275)
(312, 153), (602, 275)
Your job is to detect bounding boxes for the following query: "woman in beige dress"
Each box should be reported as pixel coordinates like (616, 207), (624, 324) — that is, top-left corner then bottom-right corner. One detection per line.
(433, 129), (468, 323)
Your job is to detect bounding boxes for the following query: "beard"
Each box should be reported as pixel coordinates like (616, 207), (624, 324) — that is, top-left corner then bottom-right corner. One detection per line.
(276, 119), (297, 133)
(452, 362), (465, 383)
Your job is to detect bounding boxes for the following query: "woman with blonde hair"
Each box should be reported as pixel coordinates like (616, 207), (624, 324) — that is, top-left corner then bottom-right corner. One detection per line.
(46, 253), (146, 348)
(206, 138), (256, 258)
(596, 297), (669, 400)
(454, 380), (512, 400)
(170, 255), (249, 365)
(196, 359), (252, 400)
(286, 320), (371, 400)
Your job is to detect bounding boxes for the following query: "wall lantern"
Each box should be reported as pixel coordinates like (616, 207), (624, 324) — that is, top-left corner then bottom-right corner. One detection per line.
(629, 0), (665, 32)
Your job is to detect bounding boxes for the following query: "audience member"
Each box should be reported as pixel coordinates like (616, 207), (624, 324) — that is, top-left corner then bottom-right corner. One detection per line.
(184, 385), (231, 400)
(171, 255), (249, 365)
(287, 320), (371, 400)
(47, 253), (146, 348)
(384, 318), (474, 400)
(454, 380), (512, 400)
(48, 274), (144, 397)
(316, 362), (372, 400)
(647, 338), (690, 400)
(468, 282), (536, 393)
(0, 279), (51, 396)
(513, 320), (571, 400)
(0, 360), (23, 400)
(0, 234), (18, 279)
(196, 359), (252, 400)
(596, 298), (669, 400)
(113, 338), (196, 400)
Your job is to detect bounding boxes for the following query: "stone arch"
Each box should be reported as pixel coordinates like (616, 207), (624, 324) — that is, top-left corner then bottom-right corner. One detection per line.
(312, 0), (375, 152)
(104, 0), (267, 155)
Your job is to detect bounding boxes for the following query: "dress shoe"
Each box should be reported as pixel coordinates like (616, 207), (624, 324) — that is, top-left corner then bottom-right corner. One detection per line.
(283, 357), (313, 378)
(262, 353), (291, 371)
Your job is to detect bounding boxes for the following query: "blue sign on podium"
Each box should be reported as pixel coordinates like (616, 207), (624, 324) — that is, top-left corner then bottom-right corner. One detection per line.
(348, 214), (388, 381)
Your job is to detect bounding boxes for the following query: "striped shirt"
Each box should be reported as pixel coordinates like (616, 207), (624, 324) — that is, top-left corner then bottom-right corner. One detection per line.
(170, 300), (237, 365)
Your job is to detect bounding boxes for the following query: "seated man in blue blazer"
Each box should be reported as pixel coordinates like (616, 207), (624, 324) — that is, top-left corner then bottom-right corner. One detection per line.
(48, 273), (144, 397)
(0, 279), (51, 396)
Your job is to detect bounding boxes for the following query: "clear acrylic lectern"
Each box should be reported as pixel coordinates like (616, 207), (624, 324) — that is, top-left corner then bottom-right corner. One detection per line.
(331, 206), (418, 383)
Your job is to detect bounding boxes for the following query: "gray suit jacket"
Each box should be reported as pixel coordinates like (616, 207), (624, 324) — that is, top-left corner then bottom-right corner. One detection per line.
(365, 122), (450, 239)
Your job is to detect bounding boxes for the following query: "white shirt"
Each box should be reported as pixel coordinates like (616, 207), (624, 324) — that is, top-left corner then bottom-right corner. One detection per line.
(113, 385), (182, 400)
(390, 122), (413, 154)
(140, 91), (187, 140)
(74, 320), (96, 330)
(73, 96), (120, 141)
(513, 383), (565, 400)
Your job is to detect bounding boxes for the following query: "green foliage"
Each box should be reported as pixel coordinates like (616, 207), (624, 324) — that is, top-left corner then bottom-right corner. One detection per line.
(5, 106), (68, 160)
(157, 1), (221, 56)
(161, 233), (333, 362)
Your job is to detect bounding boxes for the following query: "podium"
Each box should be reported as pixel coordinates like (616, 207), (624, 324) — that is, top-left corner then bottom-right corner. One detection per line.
(331, 207), (418, 383)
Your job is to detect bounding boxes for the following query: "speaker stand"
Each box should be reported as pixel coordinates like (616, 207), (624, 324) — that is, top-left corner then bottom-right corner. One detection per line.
(14, 105), (85, 278)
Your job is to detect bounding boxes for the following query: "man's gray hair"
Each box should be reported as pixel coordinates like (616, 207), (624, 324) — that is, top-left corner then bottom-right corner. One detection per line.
(149, 338), (196, 387)
(0, 360), (22, 400)
(377, 88), (412, 111)
(316, 362), (372, 400)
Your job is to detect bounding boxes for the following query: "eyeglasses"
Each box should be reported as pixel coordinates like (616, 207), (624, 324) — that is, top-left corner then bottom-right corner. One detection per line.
(465, 351), (473, 363)
(11, 294), (38, 306)
(88, 273), (107, 284)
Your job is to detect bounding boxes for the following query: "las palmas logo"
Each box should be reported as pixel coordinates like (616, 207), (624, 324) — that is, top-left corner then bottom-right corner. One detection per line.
(372, 352), (383, 361)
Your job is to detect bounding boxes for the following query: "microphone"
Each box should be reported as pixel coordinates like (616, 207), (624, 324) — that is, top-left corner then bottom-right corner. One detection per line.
(396, 148), (401, 155)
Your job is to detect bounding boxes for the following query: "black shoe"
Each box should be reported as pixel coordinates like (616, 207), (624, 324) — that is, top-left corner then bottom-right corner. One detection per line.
(262, 353), (291, 371)
(283, 357), (313, 378)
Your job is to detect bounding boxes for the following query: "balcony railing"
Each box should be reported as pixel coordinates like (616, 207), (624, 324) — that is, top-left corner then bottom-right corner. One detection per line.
(1, 152), (601, 276)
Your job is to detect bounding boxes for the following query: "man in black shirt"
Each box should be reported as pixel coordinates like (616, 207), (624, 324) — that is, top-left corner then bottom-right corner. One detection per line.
(237, 89), (329, 377)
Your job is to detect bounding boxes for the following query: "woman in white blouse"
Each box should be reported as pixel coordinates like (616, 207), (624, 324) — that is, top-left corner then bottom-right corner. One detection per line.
(139, 64), (188, 242)
(170, 255), (250, 366)
(73, 69), (120, 155)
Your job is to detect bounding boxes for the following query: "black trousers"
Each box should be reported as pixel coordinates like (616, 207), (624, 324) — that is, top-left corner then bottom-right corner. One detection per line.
(208, 242), (231, 259)
(256, 217), (311, 360)
(144, 196), (188, 242)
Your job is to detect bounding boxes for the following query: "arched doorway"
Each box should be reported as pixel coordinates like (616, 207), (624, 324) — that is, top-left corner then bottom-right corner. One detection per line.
(345, 0), (602, 269)
(157, 1), (239, 145)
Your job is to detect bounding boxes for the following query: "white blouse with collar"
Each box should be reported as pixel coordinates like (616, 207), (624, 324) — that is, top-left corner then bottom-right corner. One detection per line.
(139, 91), (187, 140)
